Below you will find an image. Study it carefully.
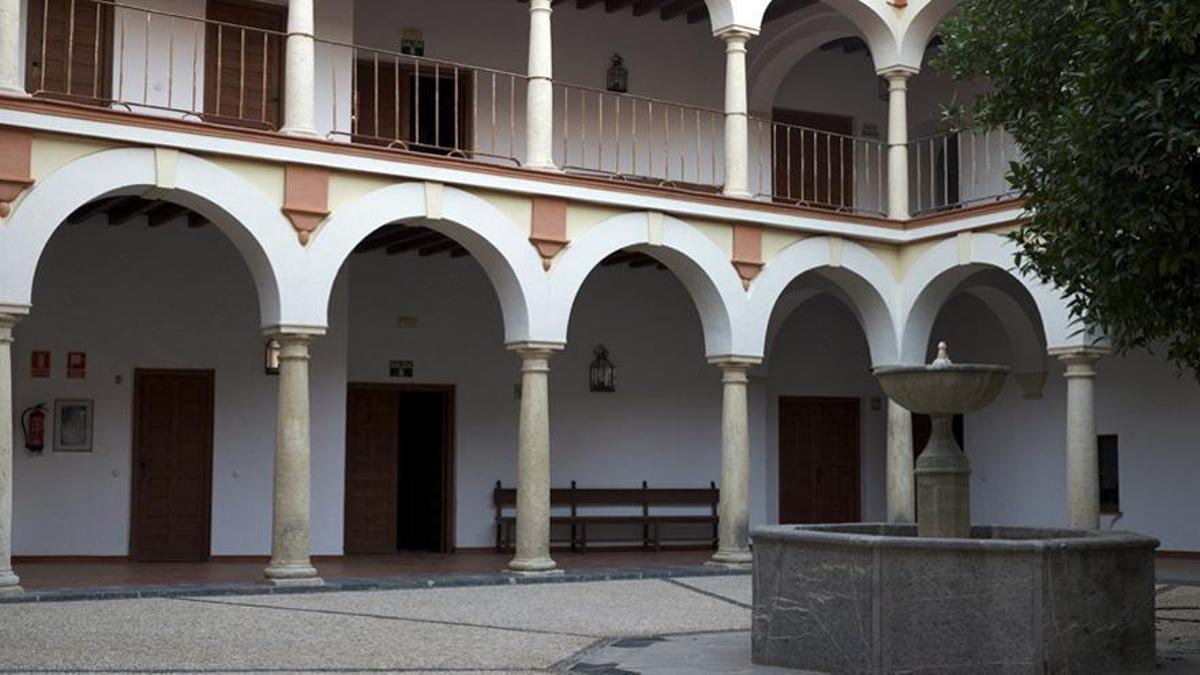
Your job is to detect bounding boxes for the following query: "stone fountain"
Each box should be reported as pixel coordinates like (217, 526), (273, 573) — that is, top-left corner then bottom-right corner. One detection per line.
(751, 343), (1158, 674)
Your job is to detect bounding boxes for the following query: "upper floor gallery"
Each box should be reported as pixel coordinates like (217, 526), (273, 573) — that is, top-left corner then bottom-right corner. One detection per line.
(0, 0), (1016, 224)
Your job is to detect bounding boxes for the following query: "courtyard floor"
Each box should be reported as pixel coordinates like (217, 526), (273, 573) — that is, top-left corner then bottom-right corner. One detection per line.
(0, 574), (1198, 673)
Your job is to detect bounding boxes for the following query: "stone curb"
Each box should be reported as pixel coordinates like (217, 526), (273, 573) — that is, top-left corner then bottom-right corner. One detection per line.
(0, 564), (751, 605)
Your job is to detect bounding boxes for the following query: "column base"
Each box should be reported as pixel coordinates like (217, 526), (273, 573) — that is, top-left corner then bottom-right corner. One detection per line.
(706, 549), (753, 569)
(0, 572), (23, 598)
(505, 557), (560, 576)
(522, 162), (560, 172)
(722, 188), (753, 199)
(262, 562), (323, 587)
(0, 86), (30, 98)
(279, 125), (319, 138)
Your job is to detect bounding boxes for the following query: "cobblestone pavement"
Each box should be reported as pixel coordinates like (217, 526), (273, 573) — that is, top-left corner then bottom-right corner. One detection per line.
(0, 576), (1197, 673)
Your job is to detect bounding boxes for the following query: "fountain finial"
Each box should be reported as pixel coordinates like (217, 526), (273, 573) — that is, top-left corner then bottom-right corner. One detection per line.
(932, 341), (953, 368)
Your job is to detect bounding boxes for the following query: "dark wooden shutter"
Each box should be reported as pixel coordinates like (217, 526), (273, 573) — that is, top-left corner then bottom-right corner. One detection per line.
(344, 387), (400, 554)
(772, 109), (856, 210)
(204, 0), (285, 129)
(25, 0), (114, 103)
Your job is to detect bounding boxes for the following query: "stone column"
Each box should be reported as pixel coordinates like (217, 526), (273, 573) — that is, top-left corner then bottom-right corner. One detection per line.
(886, 398), (915, 523)
(883, 68), (916, 220)
(524, 0), (556, 171)
(1051, 346), (1108, 530)
(0, 312), (24, 597)
(0, 0), (24, 97)
(280, 0), (317, 137)
(507, 343), (561, 574)
(720, 29), (753, 198)
(708, 357), (759, 567)
(263, 334), (322, 586)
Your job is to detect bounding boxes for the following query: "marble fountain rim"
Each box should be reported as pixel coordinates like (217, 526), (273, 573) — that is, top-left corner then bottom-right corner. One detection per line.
(751, 523), (1160, 553)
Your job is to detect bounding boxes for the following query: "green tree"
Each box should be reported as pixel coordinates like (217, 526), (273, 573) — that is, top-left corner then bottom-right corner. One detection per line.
(937, 1), (1200, 371)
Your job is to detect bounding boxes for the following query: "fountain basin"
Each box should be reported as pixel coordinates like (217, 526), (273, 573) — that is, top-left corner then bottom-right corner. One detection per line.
(874, 364), (1009, 415)
(752, 523), (1158, 674)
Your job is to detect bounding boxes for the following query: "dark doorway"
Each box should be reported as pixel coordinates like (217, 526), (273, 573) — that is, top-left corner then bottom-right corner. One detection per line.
(353, 59), (473, 154)
(130, 369), (215, 562)
(778, 396), (861, 524)
(25, 0), (115, 104)
(344, 385), (454, 554)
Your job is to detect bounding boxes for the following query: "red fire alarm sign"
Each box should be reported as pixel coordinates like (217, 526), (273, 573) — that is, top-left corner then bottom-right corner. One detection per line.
(66, 352), (87, 379)
(31, 351), (50, 378)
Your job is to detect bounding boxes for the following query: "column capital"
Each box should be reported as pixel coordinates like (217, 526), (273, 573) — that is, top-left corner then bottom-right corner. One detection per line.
(528, 0), (553, 11)
(877, 65), (919, 81)
(1049, 345), (1109, 374)
(507, 341), (565, 356)
(714, 26), (759, 44)
(0, 311), (24, 335)
(708, 355), (761, 375)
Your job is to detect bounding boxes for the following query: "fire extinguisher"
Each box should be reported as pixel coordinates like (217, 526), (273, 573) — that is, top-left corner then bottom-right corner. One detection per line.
(21, 404), (47, 453)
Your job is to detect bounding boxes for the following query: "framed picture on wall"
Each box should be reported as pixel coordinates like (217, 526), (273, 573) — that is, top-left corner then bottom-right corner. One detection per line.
(54, 399), (94, 452)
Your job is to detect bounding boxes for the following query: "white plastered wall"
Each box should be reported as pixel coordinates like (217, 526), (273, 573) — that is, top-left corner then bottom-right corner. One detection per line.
(10, 219), (348, 555)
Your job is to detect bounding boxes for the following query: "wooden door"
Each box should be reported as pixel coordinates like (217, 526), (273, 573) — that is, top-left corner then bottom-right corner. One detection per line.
(25, 0), (114, 103)
(131, 370), (214, 562)
(204, 0), (286, 129)
(343, 387), (400, 554)
(778, 396), (861, 524)
(772, 109), (855, 210)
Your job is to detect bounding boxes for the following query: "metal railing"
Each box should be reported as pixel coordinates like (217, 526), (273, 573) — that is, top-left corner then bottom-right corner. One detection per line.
(750, 117), (889, 216)
(554, 83), (726, 190)
(909, 128), (1020, 216)
(313, 37), (528, 166)
(27, 0), (286, 128)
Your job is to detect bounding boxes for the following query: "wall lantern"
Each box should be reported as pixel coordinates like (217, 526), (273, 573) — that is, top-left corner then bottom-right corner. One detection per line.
(265, 338), (282, 375)
(589, 344), (616, 392)
(607, 54), (629, 93)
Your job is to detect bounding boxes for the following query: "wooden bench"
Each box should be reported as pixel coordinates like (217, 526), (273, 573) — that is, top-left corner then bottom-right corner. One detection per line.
(493, 480), (719, 553)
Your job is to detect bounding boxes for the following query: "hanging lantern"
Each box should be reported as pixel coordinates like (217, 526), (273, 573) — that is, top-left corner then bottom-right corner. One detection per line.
(607, 54), (629, 93)
(265, 338), (282, 375)
(589, 344), (616, 392)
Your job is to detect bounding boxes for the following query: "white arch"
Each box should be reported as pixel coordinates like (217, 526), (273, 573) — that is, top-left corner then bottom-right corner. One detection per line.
(0, 147), (291, 328)
(964, 285), (1046, 376)
(747, 9), (864, 113)
(718, 0), (958, 73)
(899, 232), (1078, 363)
(301, 183), (548, 344)
(546, 213), (749, 358)
(747, 236), (901, 365)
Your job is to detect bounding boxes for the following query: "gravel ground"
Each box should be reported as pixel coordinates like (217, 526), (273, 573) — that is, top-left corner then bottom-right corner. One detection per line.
(1, 576), (1197, 673)
(0, 577), (750, 673)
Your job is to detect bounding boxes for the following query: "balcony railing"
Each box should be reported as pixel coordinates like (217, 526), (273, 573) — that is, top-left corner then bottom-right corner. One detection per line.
(554, 83), (726, 191)
(20, 0), (1020, 220)
(909, 128), (1020, 216)
(313, 37), (529, 167)
(750, 116), (889, 217)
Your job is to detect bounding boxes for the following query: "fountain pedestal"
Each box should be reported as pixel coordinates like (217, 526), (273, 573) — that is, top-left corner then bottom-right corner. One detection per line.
(915, 413), (971, 537)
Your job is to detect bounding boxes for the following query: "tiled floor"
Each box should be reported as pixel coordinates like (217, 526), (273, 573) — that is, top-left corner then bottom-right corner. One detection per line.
(13, 549), (713, 590)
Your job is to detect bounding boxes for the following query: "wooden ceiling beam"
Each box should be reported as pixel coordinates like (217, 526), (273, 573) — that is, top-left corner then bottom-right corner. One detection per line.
(418, 238), (460, 257)
(386, 231), (446, 255)
(356, 225), (431, 253)
(632, 0), (671, 16)
(66, 197), (120, 225)
(763, 0), (816, 24)
(106, 197), (157, 226)
(146, 203), (188, 228)
(659, 0), (705, 21)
